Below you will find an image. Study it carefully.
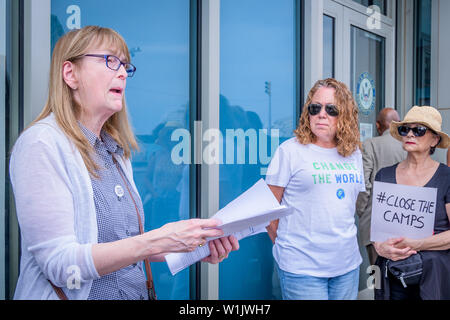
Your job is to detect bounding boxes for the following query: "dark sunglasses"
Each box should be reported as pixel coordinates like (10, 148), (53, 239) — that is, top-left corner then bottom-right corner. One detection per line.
(308, 103), (339, 117)
(397, 125), (430, 137)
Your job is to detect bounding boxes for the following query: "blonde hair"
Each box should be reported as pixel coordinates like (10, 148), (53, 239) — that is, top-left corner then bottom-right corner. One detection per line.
(31, 26), (138, 177)
(294, 78), (361, 157)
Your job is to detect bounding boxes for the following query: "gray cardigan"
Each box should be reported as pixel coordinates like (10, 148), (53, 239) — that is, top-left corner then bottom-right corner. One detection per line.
(10, 113), (140, 299)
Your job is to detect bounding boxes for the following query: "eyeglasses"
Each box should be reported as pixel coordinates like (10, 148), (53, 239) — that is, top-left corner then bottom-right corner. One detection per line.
(83, 54), (136, 77)
(308, 103), (339, 117)
(397, 125), (430, 137)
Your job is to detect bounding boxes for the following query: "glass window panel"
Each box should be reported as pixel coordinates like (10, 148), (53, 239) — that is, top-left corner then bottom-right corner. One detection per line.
(414, 0), (432, 105)
(51, 0), (193, 300)
(350, 26), (385, 141)
(323, 14), (335, 79)
(5, 0), (22, 299)
(352, 0), (387, 16)
(0, 0), (6, 300)
(219, 0), (296, 300)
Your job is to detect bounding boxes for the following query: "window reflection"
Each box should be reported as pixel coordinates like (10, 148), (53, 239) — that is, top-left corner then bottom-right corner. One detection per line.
(0, 0), (6, 300)
(414, 0), (432, 105)
(351, 26), (385, 141)
(323, 15), (335, 79)
(220, 0), (296, 299)
(51, 0), (192, 300)
(352, 0), (387, 16)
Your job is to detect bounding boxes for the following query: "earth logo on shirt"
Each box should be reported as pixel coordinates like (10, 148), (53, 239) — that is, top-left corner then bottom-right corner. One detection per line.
(336, 188), (345, 200)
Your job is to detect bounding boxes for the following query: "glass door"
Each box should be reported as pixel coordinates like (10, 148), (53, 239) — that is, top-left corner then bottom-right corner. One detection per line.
(322, 0), (395, 294)
(351, 26), (385, 141)
(323, 0), (395, 141)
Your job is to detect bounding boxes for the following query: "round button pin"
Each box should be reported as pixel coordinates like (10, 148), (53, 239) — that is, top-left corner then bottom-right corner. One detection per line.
(115, 185), (124, 198)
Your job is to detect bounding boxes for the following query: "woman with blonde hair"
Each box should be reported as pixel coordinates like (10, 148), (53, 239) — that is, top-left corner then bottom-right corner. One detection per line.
(265, 78), (365, 300)
(9, 26), (238, 300)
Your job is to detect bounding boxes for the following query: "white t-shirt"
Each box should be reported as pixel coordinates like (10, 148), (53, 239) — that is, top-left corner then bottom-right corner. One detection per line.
(265, 137), (364, 277)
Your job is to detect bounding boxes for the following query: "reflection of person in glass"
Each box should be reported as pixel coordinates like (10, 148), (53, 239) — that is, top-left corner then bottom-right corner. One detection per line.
(9, 26), (238, 300)
(265, 78), (364, 300)
(145, 121), (184, 225)
(373, 106), (450, 300)
(143, 121), (187, 299)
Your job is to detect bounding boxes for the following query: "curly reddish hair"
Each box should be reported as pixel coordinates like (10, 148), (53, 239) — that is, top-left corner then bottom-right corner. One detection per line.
(294, 78), (361, 157)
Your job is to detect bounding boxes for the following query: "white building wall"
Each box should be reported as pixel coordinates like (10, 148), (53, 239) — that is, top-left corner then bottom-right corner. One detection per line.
(431, 0), (450, 163)
(23, 0), (51, 125)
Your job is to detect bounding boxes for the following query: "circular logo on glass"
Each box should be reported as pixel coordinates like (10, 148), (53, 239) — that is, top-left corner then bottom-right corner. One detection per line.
(356, 72), (376, 116)
(336, 188), (345, 200)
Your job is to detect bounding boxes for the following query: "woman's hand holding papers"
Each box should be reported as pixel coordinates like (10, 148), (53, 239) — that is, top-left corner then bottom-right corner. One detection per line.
(202, 236), (240, 264)
(145, 218), (224, 256)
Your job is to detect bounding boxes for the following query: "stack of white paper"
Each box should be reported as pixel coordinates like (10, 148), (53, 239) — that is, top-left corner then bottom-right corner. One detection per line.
(165, 179), (292, 275)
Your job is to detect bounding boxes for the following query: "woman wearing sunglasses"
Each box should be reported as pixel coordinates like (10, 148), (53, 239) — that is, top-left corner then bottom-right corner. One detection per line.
(9, 26), (239, 300)
(265, 78), (364, 300)
(373, 106), (450, 300)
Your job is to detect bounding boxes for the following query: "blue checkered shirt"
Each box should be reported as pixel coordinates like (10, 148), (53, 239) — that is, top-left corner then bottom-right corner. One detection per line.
(79, 123), (149, 300)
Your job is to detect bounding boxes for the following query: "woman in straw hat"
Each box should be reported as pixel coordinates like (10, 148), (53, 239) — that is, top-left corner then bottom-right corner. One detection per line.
(373, 106), (450, 300)
(9, 26), (238, 300)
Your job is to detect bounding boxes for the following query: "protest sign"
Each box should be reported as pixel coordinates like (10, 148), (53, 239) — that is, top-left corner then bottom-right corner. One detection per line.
(370, 181), (437, 242)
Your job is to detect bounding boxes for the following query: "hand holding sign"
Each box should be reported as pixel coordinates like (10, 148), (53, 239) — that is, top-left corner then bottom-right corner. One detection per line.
(373, 237), (417, 261)
(370, 181), (437, 242)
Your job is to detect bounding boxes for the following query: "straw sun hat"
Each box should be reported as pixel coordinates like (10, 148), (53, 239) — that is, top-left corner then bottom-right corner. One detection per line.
(390, 106), (450, 149)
